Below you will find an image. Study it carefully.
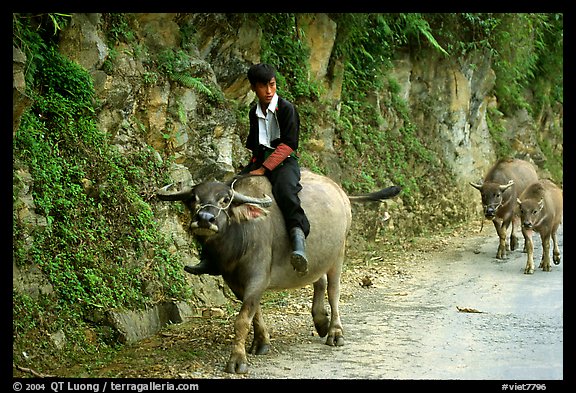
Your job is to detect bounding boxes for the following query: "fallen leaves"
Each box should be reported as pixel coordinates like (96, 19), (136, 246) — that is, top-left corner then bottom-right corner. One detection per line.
(456, 306), (483, 313)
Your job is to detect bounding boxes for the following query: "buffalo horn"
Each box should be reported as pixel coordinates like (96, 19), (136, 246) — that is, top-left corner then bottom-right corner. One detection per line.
(470, 181), (483, 190)
(232, 192), (273, 207)
(156, 184), (195, 201)
(499, 180), (515, 191)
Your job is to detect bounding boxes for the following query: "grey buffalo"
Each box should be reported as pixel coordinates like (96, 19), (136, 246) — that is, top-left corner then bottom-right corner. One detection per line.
(470, 158), (538, 259)
(517, 179), (563, 274)
(157, 170), (400, 374)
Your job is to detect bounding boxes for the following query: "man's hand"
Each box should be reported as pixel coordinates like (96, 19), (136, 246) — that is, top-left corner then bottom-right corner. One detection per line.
(249, 166), (267, 176)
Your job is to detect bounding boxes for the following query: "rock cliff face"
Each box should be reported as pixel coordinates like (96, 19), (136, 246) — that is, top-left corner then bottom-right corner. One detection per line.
(53, 12), (560, 199)
(13, 13), (562, 344)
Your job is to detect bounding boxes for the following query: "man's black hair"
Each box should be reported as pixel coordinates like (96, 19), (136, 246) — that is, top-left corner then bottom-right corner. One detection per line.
(247, 63), (276, 86)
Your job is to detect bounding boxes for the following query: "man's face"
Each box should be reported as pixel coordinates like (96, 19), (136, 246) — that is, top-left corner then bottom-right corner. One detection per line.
(252, 77), (277, 107)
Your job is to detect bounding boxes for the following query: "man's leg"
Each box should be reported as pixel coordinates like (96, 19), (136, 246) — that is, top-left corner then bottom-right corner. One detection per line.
(289, 226), (308, 274)
(268, 159), (310, 274)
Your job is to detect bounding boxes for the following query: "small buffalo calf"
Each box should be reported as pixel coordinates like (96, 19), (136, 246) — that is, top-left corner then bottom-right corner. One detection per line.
(516, 179), (563, 274)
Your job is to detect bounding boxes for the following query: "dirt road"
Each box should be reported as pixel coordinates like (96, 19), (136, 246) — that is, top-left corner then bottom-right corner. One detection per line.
(248, 223), (564, 380)
(54, 222), (563, 382)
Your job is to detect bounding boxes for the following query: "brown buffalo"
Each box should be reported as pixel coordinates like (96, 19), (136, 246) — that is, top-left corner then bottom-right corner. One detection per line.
(516, 179), (563, 274)
(470, 158), (538, 259)
(157, 170), (400, 374)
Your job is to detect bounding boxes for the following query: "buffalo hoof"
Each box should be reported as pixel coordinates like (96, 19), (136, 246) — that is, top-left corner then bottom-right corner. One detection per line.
(524, 267), (534, 274)
(325, 334), (345, 347)
(248, 341), (270, 355)
(225, 359), (248, 374)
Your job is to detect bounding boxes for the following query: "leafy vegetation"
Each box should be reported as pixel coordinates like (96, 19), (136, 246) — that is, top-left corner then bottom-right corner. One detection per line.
(257, 13), (322, 102)
(428, 13), (563, 181)
(13, 14), (190, 367)
(155, 48), (224, 104)
(256, 13), (562, 190)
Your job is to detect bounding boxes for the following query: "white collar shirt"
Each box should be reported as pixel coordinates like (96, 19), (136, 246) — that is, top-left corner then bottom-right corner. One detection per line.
(256, 93), (280, 148)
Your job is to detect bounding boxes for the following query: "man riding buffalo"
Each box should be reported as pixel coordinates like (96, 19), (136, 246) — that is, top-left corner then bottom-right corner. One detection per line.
(185, 63), (310, 276)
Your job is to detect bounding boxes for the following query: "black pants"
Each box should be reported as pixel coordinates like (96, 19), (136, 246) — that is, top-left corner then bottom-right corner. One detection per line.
(240, 156), (310, 237)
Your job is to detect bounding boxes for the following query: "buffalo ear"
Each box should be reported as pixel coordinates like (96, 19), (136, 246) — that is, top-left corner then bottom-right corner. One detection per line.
(231, 204), (269, 222)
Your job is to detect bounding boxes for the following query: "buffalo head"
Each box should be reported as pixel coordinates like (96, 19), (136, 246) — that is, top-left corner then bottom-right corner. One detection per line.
(470, 179), (514, 219)
(157, 178), (272, 236)
(516, 197), (545, 230)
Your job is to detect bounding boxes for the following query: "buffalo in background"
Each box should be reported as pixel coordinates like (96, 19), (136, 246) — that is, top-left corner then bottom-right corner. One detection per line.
(470, 158), (538, 259)
(517, 179), (563, 274)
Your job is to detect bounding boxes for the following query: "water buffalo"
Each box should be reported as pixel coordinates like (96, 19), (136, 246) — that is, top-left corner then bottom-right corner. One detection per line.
(157, 170), (400, 374)
(470, 158), (538, 259)
(516, 179), (563, 274)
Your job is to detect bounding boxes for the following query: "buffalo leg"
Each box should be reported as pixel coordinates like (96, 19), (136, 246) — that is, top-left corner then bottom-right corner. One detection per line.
(523, 228), (535, 274)
(510, 215), (520, 251)
(311, 274), (329, 337)
(325, 259), (344, 347)
(552, 229), (561, 265)
(539, 233), (552, 272)
(493, 219), (508, 259)
(248, 304), (271, 355)
(509, 233), (518, 252)
(225, 296), (260, 374)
